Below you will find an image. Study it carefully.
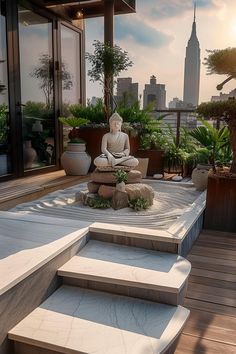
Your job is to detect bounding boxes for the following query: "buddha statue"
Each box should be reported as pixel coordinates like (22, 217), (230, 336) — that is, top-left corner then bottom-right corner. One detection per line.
(94, 112), (139, 171)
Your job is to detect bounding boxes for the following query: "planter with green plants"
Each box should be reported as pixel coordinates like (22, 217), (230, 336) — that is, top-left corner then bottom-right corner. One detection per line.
(0, 104), (9, 175)
(59, 116), (91, 175)
(196, 100), (236, 231)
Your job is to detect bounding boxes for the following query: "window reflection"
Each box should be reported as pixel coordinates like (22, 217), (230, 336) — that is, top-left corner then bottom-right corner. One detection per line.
(61, 25), (81, 112)
(18, 6), (55, 170)
(0, 1), (11, 176)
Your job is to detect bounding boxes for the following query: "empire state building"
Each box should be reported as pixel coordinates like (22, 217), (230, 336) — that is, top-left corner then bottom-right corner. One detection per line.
(183, 4), (200, 107)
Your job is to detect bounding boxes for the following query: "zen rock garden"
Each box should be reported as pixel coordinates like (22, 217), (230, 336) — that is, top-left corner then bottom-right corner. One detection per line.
(76, 113), (154, 211)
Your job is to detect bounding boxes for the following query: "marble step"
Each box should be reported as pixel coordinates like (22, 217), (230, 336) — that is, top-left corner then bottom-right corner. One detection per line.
(9, 285), (190, 354)
(58, 240), (191, 305)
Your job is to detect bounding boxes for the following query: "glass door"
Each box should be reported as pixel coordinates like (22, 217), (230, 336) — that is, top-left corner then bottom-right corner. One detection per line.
(18, 5), (55, 171)
(0, 0), (11, 176)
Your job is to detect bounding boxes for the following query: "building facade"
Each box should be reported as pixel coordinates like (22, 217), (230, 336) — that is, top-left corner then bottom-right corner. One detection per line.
(0, 0), (135, 181)
(183, 5), (200, 107)
(143, 75), (166, 109)
(116, 77), (138, 106)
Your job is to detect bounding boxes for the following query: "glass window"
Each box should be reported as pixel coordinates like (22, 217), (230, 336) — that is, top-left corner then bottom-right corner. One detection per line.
(61, 24), (81, 112)
(0, 1), (11, 176)
(18, 5), (55, 170)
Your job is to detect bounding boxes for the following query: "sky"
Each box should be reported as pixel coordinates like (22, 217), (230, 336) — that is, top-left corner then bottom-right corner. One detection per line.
(85, 0), (236, 106)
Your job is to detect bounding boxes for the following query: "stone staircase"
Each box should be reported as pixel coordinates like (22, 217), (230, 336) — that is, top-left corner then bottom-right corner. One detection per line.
(8, 239), (191, 354)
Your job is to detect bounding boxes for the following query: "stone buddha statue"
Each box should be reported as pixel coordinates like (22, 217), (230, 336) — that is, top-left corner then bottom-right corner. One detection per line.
(94, 112), (139, 171)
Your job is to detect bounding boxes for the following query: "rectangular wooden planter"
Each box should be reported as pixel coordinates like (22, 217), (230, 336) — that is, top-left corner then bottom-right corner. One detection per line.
(204, 174), (236, 232)
(136, 149), (164, 176)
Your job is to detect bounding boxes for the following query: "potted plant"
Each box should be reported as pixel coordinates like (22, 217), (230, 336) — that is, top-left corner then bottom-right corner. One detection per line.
(85, 40), (133, 122)
(59, 116), (91, 175)
(196, 100), (236, 231)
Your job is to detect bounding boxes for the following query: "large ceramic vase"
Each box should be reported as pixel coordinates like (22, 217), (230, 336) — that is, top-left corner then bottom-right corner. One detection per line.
(61, 143), (91, 176)
(23, 140), (37, 169)
(191, 164), (211, 191)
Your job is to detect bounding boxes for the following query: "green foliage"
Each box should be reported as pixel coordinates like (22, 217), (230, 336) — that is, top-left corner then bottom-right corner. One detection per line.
(69, 138), (85, 144)
(189, 120), (230, 172)
(86, 40), (133, 83)
(70, 100), (105, 124)
(113, 169), (128, 183)
(87, 196), (112, 209)
(197, 100), (236, 124)
(86, 40), (133, 120)
(204, 48), (236, 76)
(0, 103), (8, 145)
(129, 197), (150, 211)
(59, 117), (90, 128)
(30, 53), (72, 106)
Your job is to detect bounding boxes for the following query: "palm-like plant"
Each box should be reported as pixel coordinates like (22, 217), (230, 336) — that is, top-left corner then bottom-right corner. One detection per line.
(59, 117), (90, 143)
(189, 120), (230, 172)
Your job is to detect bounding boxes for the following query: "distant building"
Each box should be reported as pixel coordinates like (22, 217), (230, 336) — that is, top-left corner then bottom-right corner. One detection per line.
(89, 96), (101, 106)
(116, 77), (138, 106)
(211, 89), (236, 102)
(143, 75), (166, 109)
(183, 4), (200, 107)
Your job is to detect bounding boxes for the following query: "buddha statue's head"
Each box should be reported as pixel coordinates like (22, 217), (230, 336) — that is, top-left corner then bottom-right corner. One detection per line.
(109, 112), (123, 133)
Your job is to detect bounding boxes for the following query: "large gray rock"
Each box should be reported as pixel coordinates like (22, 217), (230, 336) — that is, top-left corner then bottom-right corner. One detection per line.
(125, 183), (155, 206)
(91, 169), (142, 184)
(98, 185), (115, 199)
(112, 190), (129, 210)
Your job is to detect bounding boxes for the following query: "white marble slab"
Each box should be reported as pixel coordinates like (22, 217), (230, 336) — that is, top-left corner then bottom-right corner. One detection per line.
(58, 240), (191, 293)
(0, 211), (91, 296)
(9, 286), (190, 354)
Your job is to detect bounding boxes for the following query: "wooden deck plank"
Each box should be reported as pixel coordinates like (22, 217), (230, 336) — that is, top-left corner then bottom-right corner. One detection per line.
(175, 334), (236, 354)
(176, 229), (236, 353)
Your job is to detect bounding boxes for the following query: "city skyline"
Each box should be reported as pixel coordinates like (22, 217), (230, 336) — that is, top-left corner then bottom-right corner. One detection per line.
(85, 0), (236, 105)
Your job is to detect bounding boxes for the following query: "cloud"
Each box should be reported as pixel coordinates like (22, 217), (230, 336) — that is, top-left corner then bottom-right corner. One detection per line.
(137, 0), (217, 20)
(115, 17), (173, 48)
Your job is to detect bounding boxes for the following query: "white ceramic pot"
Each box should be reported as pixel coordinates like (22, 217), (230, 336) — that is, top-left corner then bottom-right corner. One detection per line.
(23, 140), (37, 169)
(192, 167), (209, 191)
(61, 143), (91, 176)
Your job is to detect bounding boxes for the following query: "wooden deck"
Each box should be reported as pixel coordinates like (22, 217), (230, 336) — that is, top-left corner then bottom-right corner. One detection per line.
(0, 171), (89, 210)
(176, 229), (236, 354)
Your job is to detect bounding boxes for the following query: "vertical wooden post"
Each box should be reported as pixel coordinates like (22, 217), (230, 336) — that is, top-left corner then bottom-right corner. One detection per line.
(104, 0), (114, 120)
(176, 111), (181, 147)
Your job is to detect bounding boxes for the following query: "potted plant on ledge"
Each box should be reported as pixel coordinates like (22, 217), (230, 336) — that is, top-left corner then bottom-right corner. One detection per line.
(196, 100), (236, 232)
(59, 117), (91, 175)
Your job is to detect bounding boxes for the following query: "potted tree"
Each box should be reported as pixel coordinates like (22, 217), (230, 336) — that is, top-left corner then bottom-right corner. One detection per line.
(59, 117), (91, 175)
(85, 40), (133, 122)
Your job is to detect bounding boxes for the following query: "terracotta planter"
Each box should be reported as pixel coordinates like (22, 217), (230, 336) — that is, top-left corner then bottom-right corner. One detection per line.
(204, 173), (236, 232)
(61, 143), (91, 176)
(136, 150), (164, 176)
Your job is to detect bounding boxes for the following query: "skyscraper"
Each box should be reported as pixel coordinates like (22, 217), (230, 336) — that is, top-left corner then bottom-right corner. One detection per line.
(143, 75), (166, 109)
(183, 3), (200, 107)
(116, 77), (138, 106)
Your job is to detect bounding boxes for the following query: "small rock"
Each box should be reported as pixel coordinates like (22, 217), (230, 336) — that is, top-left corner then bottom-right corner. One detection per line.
(98, 185), (115, 199)
(125, 183), (155, 206)
(87, 181), (100, 193)
(85, 193), (98, 206)
(75, 190), (89, 203)
(172, 175), (183, 182)
(112, 190), (129, 210)
(153, 173), (163, 179)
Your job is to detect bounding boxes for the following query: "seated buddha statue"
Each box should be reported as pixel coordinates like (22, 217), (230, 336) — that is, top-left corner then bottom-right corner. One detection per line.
(94, 112), (139, 171)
